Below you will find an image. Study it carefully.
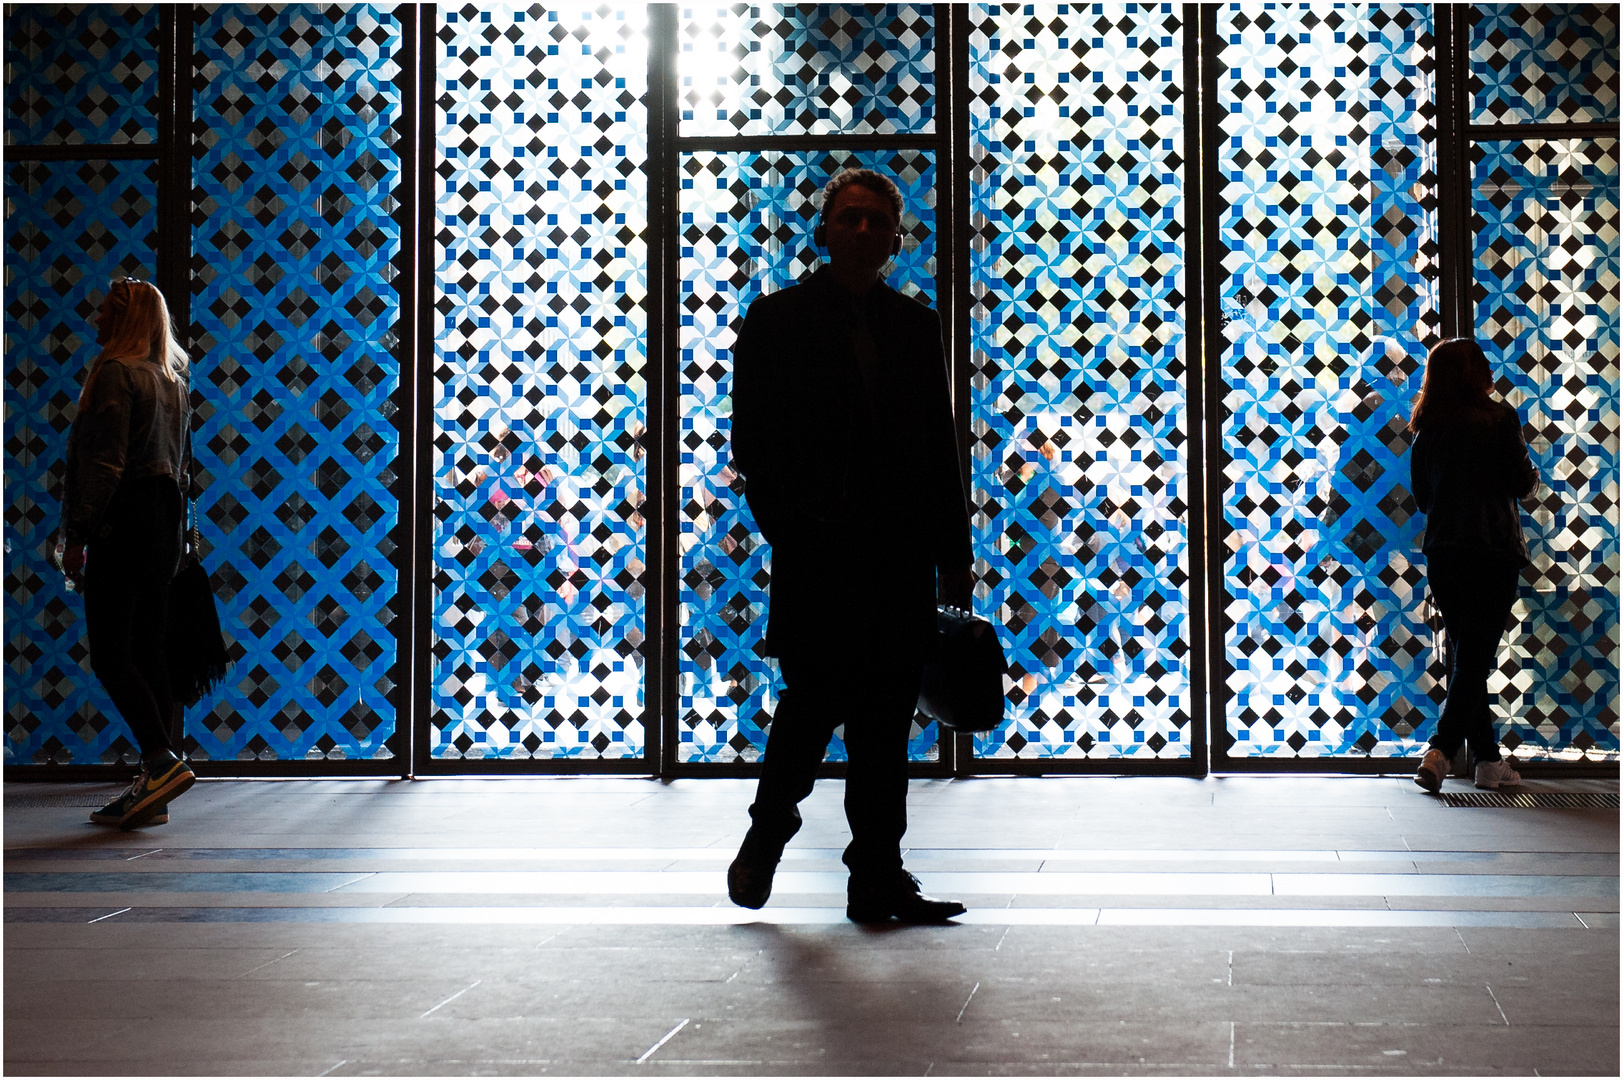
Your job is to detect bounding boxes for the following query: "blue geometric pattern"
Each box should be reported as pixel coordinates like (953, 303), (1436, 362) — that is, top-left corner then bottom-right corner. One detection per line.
(433, 5), (649, 760)
(1473, 137), (1620, 761)
(966, 3), (1191, 760)
(4, 4), (160, 145)
(679, 4), (934, 137)
(1217, 4), (1445, 759)
(7, 3), (1614, 773)
(3, 159), (159, 765)
(678, 148), (938, 763)
(190, 4), (400, 761)
(1472, 4), (1620, 125)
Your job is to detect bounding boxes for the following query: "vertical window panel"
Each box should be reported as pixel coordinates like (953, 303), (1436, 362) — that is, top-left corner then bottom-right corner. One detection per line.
(4, 4), (160, 145)
(1473, 137), (1620, 761)
(3, 159), (159, 765)
(433, 5), (648, 761)
(191, 4), (401, 761)
(1218, 4), (1441, 759)
(967, 3), (1191, 761)
(678, 4), (934, 137)
(677, 148), (938, 763)
(1471, 4), (1620, 125)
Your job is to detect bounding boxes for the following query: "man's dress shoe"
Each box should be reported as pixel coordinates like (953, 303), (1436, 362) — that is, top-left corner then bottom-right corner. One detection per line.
(728, 850), (777, 909)
(846, 869), (966, 923)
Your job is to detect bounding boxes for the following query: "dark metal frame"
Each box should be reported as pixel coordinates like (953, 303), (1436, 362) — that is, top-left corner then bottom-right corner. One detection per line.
(1451, 5), (1621, 781)
(399, 2), (435, 778)
(7, 6), (169, 782)
(647, 2), (679, 779)
(404, 3), (669, 778)
(1182, 2), (1215, 780)
(1435, 3), (1474, 338)
(1198, 4), (1617, 778)
(653, 3), (958, 782)
(10, 3), (1619, 783)
(1202, 3), (1483, 775)
(1199, 2), (1242, 773)
(943, 3), (972, 779)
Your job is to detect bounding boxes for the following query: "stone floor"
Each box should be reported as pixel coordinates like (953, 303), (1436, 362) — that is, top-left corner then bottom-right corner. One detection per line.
(4, 773), (1618, 1076)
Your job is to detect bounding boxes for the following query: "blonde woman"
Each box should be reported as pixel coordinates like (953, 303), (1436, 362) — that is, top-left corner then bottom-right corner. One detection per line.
(58, 279), (196, 828)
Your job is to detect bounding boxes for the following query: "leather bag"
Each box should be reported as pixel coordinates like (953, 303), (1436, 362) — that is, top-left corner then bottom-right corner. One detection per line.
(917, 605), (1007, 733)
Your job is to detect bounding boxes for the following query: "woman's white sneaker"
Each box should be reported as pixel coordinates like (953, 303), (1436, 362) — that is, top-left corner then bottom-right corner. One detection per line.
(1474, 760), (1522, 790)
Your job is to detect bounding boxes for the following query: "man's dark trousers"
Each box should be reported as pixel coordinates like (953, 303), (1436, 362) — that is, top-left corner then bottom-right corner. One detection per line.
(745, 635), (926, 880)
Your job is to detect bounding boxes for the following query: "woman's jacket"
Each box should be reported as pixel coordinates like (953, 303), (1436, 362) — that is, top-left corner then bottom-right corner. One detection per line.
(61, 353), (189, 544)
(1410, 399), (1538, 566)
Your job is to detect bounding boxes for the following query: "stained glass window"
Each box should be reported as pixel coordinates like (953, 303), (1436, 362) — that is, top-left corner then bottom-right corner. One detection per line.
(190, 4), (401, 760)
(1473, 137), (1620, 761)
(967, 3), (1191, 761)
(1472, 4), (1621, 125)
(677, 148), (939, 763)
(1217, 4), (1443, 759)
(678, 4), (934, 137)
(3, 158), (159, 765)
(4, 4), (159, 145)
(432, 5), (648, 760)
(5, 2), (1617, 773)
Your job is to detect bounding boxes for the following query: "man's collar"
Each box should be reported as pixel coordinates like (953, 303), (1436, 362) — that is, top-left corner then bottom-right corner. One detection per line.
(810, 263), (893, 306)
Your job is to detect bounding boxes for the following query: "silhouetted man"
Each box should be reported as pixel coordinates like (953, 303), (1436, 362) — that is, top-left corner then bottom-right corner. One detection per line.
(727, 168), (973, 923)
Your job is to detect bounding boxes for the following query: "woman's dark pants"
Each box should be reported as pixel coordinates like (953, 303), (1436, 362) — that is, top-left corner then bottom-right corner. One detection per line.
(84, 477), (184, 759)
(1425, 550), (1521, 764)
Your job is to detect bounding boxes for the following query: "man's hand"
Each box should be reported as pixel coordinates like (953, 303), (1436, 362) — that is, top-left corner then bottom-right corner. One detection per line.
(59, 540), (85, 593)
(938, 563), (973, 610)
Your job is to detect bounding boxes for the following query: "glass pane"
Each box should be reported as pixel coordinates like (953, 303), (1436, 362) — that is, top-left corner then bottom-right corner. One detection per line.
(4, 4), (160, 145)
(678, 4), (934, 137)
(1471, 4), (1620, 125)
(967, 3), (1191, 761)
(1218, 4), (1442, 759)
(677, 148), (938, 763)
(433, 5), (648, 761)
(1473, 137), (1620, 762)
(3, 158), (158, 765)
(191, 4), (401, 761)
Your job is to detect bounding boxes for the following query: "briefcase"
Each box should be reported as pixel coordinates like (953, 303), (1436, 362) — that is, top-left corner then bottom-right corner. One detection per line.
(917, 605), (1007, 733)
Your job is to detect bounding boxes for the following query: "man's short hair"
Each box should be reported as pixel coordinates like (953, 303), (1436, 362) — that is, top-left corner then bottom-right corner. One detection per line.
(820, 168), (904, 228)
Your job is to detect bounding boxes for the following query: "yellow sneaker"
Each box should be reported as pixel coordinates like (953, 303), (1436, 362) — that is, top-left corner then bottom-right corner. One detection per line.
(118, 753), (194, 830)
(90, 777), (168, 826)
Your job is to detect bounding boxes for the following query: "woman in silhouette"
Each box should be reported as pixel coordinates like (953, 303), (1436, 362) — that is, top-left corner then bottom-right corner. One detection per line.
(1409, 338), (1537, 793)
(59, 279), (196, 827)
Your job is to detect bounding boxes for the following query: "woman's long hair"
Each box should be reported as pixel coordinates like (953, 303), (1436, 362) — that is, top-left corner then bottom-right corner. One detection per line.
(1409, 337), (1494, 433)
(93, 279), (189, 383)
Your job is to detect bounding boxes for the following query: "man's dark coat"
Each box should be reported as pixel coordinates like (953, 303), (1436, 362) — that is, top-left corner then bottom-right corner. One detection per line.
(730, 266), (972, 658)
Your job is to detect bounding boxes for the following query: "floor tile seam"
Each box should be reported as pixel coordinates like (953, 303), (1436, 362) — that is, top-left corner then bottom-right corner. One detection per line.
(9, 846), (1617, 858)
(11, 869), (1617, 883)
(7, 881), (1616, 900)
(8, 890), (1615, 907)
(5, 890), (1611, 910)
(12, 857), (1623, 864)
(12, 860), (1619, 874)
(1, 905), (1604, 926)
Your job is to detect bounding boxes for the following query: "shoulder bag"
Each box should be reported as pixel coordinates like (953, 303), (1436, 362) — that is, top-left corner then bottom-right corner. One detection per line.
(167, 400), (232, 707)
